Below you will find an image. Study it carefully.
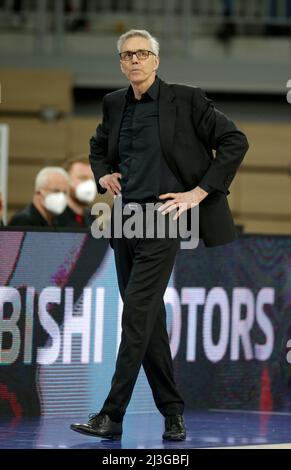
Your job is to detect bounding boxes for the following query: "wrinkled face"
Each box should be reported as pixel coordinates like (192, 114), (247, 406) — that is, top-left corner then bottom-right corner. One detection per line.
(45, 172), (69, 193)
(68, 162), (94, 193)
(120, 36), (160, 85)
(40, 172), (69, 200)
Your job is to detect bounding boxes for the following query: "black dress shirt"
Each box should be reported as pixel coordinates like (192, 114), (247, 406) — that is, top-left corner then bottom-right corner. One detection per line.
(118, 76), (185, 203)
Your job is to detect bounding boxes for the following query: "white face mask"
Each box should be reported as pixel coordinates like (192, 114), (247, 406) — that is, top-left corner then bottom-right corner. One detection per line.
(75, 179), (97, 204)
(43, 192), (67, 215)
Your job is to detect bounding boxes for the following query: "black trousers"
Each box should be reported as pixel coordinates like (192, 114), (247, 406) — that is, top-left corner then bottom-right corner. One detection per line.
(100, 203), (185, 422)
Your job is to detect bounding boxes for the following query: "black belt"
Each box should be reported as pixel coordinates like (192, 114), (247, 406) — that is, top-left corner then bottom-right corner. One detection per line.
(122, 202), (157, 212)
(121, 199), (161, 210)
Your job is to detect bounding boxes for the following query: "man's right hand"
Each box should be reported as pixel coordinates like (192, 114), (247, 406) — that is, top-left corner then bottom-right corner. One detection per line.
(99, 173), (122, 197)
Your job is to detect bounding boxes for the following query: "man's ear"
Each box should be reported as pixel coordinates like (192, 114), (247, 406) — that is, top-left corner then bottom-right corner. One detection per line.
(36, 189), (45, 198)
(154, 56), (160, 71)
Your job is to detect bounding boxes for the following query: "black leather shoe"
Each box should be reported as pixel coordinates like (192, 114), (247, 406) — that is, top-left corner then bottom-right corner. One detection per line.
(70, 412), (122, 440)
(162, 414), (186, 441)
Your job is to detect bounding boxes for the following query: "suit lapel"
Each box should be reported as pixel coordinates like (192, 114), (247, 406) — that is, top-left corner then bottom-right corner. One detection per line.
(110, 90), (127, 162)
(158, 80), (177, 175)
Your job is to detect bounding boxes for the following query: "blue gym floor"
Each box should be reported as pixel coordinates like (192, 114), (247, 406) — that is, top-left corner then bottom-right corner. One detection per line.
(1, 410), (291, 449)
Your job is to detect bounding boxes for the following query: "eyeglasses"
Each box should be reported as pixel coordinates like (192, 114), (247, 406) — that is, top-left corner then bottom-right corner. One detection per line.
(119, 49), (156, 61)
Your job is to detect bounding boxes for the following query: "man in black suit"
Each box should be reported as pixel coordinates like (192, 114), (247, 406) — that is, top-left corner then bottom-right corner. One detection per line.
(71, 29), (249, 441)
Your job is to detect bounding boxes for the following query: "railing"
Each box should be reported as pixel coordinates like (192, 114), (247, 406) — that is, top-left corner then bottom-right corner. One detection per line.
(0, 0), (291, 54)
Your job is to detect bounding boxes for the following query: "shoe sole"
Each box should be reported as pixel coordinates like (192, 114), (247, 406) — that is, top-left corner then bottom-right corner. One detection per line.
(162, 434), (186, 441)
(70, 425), (122, 440)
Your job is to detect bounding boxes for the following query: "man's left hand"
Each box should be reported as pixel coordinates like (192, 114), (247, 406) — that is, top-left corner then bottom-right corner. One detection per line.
(158, 186), (208, 220)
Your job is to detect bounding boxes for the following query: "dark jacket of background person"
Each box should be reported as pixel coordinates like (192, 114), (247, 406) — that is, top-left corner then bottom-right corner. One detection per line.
(8, 203), (59, 227)
(56, 206), (95, 228)
(8, 203), (94, 229)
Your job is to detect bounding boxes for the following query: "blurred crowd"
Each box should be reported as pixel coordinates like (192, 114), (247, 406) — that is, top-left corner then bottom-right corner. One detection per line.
(1, 0), (90, 31)
(2, 0), (291, 35)
(0, 154), (101, 229)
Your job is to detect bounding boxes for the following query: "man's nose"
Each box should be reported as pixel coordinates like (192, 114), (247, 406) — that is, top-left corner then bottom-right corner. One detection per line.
(131, 53), (139, 63)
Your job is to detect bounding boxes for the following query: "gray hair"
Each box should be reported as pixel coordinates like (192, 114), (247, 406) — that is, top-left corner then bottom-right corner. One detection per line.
(35, 167), (69, 191)
(117, 29), (160, 56)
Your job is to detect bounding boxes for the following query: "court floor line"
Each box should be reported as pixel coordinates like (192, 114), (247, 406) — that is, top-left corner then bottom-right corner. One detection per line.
(210, 443), (291, 449)
(211, 409), (291, 417)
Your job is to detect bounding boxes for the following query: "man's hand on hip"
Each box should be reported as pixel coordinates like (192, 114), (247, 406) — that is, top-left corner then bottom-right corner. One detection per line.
(99, 173), (122, 197)
(158, 186), (208, 220)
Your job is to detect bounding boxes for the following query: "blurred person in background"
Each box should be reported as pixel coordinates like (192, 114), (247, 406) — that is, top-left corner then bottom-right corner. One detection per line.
(217, 0), (236, 42)
(9, 167), (69, 227)
(10, 0), (25, 29)
(65, 0), (89, 31)
(71, 29), (249, 442)
(57, 154), (97, 228)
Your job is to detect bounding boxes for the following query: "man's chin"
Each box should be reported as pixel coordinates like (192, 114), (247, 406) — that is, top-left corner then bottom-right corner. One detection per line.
(129, 73), (144, 82)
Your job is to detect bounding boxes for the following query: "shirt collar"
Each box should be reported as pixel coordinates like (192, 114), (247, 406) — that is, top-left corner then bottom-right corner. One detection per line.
(126, 75), (160, 102)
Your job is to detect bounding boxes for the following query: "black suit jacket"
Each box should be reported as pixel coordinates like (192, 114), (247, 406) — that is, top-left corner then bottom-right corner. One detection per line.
(9, 203), (55, 227)
(89, 78), (249, 247)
